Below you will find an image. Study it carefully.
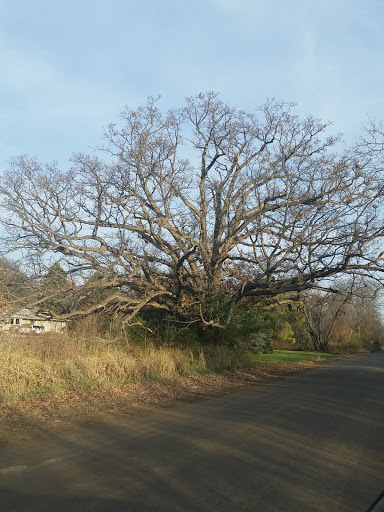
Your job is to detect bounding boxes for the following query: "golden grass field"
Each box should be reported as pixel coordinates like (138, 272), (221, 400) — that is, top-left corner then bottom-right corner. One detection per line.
(0, 332), (255, 403)
(0, 331), (339, 404)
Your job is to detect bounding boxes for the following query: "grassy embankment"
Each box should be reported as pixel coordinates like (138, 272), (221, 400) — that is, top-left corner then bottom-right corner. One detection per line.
(0, 332), (339, 403)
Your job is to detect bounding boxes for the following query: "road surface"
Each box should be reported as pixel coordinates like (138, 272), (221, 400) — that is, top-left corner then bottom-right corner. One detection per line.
(0, 352), (383, 511)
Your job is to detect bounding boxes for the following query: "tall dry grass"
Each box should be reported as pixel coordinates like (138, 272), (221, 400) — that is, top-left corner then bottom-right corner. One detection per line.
(0, 332), (216, 403)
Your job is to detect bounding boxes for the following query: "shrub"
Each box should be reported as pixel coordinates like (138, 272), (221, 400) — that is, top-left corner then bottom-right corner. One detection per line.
(223, 310), (274, 353)
(346, 332), (362, 353)
(369, 340), (383, 352)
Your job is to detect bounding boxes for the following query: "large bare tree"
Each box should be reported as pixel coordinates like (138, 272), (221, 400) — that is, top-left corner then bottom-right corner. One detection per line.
(1, 92), (383, 331)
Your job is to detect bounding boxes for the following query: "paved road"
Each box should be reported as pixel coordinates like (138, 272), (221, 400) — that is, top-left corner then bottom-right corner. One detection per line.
(0, 352), (383, 511)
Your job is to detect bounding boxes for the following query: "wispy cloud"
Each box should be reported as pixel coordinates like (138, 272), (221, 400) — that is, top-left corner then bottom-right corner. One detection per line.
(0, 0), (383, 166)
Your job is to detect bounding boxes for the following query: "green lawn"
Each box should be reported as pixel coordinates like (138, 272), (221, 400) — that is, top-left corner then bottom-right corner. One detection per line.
(253, 350), (341, 364)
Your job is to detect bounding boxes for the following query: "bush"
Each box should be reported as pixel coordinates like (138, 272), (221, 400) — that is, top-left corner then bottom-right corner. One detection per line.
(232, 331), (274, 354)
(223, 310), (274, 353)
(269, 304), (313, 351)
(369, 340), (383, 352)
(346, 332), (362, 353)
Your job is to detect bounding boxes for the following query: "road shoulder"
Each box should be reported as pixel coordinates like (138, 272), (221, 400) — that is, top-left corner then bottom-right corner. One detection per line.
(0, 359), (337, 447)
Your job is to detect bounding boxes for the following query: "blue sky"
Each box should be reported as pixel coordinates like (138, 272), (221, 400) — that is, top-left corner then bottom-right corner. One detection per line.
(1, 0), (383, 169)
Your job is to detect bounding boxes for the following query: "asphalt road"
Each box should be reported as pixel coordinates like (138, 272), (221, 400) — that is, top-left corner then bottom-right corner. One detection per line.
(0, 352), (383, 511)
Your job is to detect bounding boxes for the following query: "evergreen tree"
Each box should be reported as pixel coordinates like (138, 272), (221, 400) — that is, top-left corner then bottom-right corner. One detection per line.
(38, 263), (72, 316)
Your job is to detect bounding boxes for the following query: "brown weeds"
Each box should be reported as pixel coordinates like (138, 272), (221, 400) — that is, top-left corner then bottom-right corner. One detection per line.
(0, 333), (212, 402)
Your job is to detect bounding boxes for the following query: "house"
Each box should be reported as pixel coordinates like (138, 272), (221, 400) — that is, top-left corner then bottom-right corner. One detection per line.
(0, 308), (67, 333)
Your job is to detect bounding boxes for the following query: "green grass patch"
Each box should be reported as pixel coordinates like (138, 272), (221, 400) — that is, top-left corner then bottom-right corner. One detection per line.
(252, 350), (341, 364)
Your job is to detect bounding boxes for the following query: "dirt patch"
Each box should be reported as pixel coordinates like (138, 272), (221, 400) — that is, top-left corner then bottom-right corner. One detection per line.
(0, 360), (325, 447)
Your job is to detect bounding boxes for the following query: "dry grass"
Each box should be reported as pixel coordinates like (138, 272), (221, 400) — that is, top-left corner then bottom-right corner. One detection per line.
(0, 332), (338, 405)
(0, 332), (212, 403)
(0, 333), (341, 446)
(0, 360), (331, 447)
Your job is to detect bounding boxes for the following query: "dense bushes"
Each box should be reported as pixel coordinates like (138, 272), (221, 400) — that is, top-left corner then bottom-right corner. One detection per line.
(69, 292), (383, 354)
(222, 310), (273, 353)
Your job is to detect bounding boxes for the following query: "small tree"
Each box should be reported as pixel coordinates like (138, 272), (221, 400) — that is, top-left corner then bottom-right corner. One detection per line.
(303, 291), (350, 352)
(0, 257), (31, 306)
(302, 279), (384, 352)
(0, 295), (11, 314)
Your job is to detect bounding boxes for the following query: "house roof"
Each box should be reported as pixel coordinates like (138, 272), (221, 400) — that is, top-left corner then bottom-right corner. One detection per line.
(8, 308), (45, 321)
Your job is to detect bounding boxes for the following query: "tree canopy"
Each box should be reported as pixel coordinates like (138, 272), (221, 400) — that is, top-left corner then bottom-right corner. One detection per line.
(1, 93), (383, 332)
